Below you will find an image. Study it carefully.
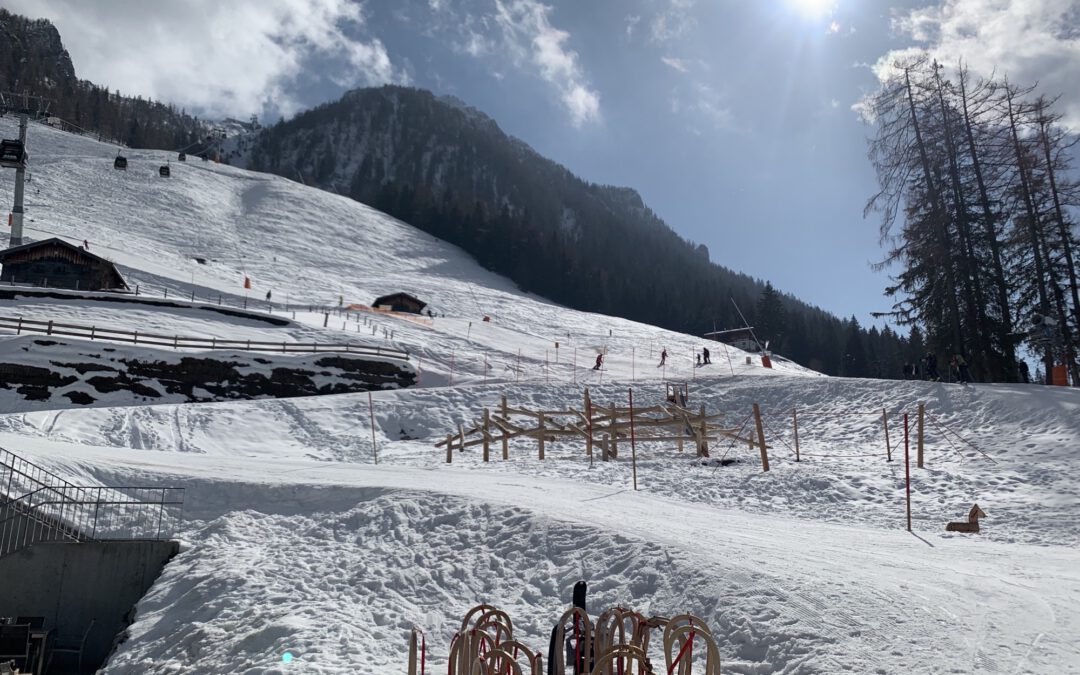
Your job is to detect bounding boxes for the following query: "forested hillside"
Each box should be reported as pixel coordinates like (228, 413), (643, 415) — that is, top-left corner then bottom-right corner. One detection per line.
(0, 9), (205, 150)
(246, 86), (913, 377)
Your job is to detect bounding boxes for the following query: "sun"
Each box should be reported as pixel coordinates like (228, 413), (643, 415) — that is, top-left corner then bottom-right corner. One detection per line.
(787, 0), (837, 20)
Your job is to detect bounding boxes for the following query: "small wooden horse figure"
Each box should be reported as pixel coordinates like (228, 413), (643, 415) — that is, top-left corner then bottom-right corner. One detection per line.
(946, 504), (987, 533)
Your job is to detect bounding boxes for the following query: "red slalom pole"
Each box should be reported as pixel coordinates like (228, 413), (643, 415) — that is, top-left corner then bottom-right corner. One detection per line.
(629, 388), (638, 491)
(904, 412), (912, 532)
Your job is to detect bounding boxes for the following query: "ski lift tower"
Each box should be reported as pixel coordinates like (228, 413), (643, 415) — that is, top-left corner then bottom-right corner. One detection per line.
(0, 92), (51, 248)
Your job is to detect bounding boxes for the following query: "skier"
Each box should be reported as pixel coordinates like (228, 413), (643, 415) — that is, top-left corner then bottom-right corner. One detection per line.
(265, 290), (272, 302)
(659, 348), (668, 366)
(696, 353), (702, 367)
(82, 239), (89, 250)
(954, 354), (971, 384)
(923, 352), (939, 381)
(593, 354), (603, 371)
(703, 347), (711, 364)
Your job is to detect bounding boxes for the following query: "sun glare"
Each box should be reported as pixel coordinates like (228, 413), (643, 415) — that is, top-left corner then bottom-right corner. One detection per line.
(787, 0), (837, 20)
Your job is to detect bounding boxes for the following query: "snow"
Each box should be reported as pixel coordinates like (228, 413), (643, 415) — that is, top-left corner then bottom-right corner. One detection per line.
(0, 117), (1077, 674)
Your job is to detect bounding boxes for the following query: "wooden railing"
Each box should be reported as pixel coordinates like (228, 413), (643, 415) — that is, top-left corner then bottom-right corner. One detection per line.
(0, 315), (410, 361)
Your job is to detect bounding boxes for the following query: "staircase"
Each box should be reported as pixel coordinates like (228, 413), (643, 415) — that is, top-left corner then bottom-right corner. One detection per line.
(0, 447), (184, 558)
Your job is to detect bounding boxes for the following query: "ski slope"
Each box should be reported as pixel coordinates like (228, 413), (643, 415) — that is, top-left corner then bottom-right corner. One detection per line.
(0, 118), (1078, 674)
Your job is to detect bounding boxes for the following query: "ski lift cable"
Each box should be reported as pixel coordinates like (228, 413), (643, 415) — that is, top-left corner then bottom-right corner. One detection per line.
(730, 298), (767, 353)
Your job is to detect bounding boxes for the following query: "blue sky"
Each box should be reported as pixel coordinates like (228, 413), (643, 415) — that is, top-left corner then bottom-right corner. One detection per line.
(13, 0), (1080, 326)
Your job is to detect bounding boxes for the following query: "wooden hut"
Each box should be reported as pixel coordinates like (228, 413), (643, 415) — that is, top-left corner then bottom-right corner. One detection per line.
(704, 327), (759, 352)
(373, 292), (427, 314)
(0, 238), (128, 291)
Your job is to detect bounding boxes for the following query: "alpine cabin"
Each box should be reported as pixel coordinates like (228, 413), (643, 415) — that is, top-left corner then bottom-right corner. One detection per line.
(0, 238), (128, 291)
(373, 292), (427, 314)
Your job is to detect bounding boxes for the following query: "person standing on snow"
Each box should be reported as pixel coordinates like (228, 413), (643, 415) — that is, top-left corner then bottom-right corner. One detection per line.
(923, 352), (939, 381)
(954, 354), (971, 383)
(593, 354), (604, 371)
(703, 347), (711, 364)
(659, 348), (668, 366)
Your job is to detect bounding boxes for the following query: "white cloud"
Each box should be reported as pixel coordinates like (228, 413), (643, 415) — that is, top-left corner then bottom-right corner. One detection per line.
(4, 0), (407, 119)
(493, 0), (601, 127)
(625, 15), (642, 39)
(650, 0), (697, 44)
(661, 56), (690, 73)
(670, 82), (736, 132)
(693, 83), (736, 130)
(875, 0), (1080, 127)
(828, 20), (841, 34)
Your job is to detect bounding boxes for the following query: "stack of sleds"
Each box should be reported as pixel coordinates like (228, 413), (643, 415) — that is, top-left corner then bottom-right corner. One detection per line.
(408, 581), (722, 674)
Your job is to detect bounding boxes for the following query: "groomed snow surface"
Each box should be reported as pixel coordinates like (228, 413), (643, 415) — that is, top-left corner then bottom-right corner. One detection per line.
(0, 118), (1077, 674)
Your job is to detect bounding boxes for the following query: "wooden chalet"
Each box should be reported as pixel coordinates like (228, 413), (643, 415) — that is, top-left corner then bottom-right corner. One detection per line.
(373, 292), (427, 314)
(0, 238), (128, 291)
(704, 327), (759, 352)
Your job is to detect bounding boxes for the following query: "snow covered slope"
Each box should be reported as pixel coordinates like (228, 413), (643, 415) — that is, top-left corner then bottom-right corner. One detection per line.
(0, 118), (1077, 674)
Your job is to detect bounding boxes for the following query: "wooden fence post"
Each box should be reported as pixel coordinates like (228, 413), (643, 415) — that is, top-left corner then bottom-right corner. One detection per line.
(500, 396), (509, 460)
(609, 404), (618, 459)
(16, 317), (22, 335)
(753, 403), (769, 472)
(369, 392), (378, 465)
(46, 320), (53, 335)
(698, 404), (708, 456)
(538, 412), (546, 460)
(584, 388), (593, 460)
(446, 435), (453, 463)
(917, 402), (925, 468)
(482, 408), (490, 463)
(882, 407), (892, 462)
(793, 408), (801, 462)
(458, 423), (465, 454)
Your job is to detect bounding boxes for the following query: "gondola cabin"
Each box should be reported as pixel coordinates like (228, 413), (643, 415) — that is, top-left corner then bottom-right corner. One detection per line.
(178, 152), (187, 161)
(114, 154), (128, 170)
(373, 292), (427, 314)
(0, 238), (128, 291)
(0, 138), (26, 168)
(159, 164), (171, 177)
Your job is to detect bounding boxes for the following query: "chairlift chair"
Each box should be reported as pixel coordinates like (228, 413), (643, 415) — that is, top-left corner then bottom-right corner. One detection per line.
(0, 139), (26, 168)
(114, 153), (128, 170)
(178, 151), (186, 161)
(159, 163), (171, 177)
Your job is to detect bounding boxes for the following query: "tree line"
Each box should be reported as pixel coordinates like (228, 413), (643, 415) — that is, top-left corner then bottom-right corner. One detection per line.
(248, 86), (914, 378)
(863, 56), (1080, 384)
(0, 9), (206, 151)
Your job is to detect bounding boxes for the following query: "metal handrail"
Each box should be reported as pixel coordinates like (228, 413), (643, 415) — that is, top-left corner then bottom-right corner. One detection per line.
(0, 447), (185, 558)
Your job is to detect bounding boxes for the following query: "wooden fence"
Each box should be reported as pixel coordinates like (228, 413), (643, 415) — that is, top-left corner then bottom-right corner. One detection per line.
(0, 314), (410, 360)
(436, 386), (769, 469)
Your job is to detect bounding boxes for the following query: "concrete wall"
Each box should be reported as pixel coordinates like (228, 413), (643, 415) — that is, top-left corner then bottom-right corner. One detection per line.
(0, 540), (179, 671)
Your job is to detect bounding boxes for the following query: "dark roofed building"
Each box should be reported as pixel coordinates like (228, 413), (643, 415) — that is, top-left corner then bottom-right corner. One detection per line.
(0, 238), (128, 291)
(704, 327), (759, 352)
(373, 292), (426, 314)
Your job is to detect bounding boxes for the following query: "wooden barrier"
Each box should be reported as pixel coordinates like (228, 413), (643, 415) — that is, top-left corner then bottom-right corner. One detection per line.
(434, 389), (764, 469)
(0, 314), (409, 360)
